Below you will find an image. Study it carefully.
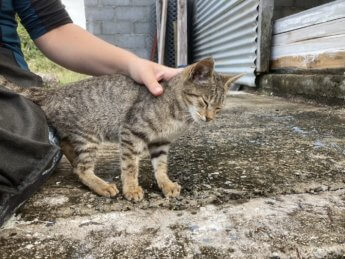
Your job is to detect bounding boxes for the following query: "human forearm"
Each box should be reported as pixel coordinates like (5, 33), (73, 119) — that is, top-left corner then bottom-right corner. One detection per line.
(34, 23), (138, 76)
(34, 23), (182, 96)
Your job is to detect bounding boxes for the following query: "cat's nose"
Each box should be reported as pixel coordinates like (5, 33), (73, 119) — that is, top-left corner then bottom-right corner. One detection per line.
(205, 111), (215, 122)
(205, 116), (213, 122)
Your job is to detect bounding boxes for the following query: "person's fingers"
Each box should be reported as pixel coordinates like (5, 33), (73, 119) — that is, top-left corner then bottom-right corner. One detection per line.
(148, 82), (163, 96)
(162, 67), (184, 80)
(137, 62), (184, 96)
(143, 71), (164, 96)
(156, 71), (165, 82)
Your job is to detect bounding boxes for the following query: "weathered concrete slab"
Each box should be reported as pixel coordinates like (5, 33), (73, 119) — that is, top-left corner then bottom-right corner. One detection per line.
(259, 74), (345, 105)
(1, 92), (345, 258)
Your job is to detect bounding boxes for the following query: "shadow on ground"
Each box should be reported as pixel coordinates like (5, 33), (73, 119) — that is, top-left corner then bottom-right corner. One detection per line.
(1, 92), (345, 258)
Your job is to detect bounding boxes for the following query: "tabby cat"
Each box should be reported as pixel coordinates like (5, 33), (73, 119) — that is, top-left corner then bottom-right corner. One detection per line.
(1, 58), (242, 201)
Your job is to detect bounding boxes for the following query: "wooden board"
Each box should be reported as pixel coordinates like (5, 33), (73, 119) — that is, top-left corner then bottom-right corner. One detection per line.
(156, 0), (162, 52)
(158, 0), (168, 65)
(271, 1), (345, 71)
(272, 34), (345, 59)
(271, 50), (345, 70)
(256, 0), (274, 73)
(274, 0), (345, 34)
(273, 18), (345, 46)
(177, 0), (188, 66)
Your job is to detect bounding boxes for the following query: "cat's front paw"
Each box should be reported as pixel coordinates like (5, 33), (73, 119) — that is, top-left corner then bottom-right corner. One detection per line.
(161, 182), (181, 198)
(93, 182), (119, 198)
(123, 185), (144, 202)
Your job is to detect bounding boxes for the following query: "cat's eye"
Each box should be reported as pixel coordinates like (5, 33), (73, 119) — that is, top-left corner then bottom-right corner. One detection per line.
(201, 97), (208, 107)
(185, 92), (199, 98)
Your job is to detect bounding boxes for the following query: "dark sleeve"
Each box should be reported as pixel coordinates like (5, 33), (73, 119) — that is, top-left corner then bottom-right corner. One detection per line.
(14, 0), (73, 40)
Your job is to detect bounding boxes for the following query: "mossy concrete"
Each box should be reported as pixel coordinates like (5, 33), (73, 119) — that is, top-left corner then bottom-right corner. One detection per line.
(259, 74), (345, 105)
(1, 92), (344, 258)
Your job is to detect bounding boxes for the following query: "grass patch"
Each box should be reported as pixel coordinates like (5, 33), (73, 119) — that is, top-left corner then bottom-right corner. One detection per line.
(18, 19), (88, 85)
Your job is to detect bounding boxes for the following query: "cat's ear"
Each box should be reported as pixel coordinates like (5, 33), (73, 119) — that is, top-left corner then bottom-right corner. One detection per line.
(222, 73), (245, 90)
(187, 57), (215, 83)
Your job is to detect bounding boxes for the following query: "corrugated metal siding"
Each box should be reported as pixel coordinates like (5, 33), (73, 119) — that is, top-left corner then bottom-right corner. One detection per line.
(193, 0), (259, 86)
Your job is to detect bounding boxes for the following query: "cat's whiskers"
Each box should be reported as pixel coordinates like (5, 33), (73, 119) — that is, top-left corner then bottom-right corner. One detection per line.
(183, 112), (195, 124)
(196, 112), (206, 122)
(188, 106), (206, 123)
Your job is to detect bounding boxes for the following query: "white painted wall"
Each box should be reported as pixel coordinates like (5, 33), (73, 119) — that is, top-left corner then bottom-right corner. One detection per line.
(61, 0), (86, 29)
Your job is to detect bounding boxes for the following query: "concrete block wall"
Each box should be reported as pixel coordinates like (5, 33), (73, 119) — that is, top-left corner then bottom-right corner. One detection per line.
(273, 0), (333, 20)
(84, 0), (154, 60)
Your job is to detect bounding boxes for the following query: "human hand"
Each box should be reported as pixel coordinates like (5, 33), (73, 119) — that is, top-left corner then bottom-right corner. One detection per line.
(128, 58), (183, 96)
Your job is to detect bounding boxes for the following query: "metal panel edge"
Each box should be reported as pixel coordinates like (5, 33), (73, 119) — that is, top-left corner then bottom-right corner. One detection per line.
(256, 0), (274, 73)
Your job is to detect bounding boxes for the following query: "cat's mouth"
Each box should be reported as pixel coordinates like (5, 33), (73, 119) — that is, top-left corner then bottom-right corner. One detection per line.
(192, 111), (208, 123)
(195, 112), (215, 123)
(196, 113), (207, 122)
(188, 107), (213, 123)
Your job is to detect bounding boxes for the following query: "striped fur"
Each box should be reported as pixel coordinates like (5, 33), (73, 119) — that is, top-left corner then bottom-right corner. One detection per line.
(1, 58), (243, 201)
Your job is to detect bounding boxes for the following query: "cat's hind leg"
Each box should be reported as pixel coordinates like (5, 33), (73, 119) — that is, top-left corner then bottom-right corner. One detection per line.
(60, 138), (77, 165)
(148, 142), (181, 198)
(64, 137), (118, 197)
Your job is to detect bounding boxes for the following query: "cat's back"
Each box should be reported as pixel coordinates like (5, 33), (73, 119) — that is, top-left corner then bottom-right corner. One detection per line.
(42, 74), (142, 134)
(44, 74), (139, 111)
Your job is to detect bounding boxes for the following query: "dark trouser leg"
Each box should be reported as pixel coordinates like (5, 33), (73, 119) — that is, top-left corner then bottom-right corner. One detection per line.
(0, 48), (61, 226)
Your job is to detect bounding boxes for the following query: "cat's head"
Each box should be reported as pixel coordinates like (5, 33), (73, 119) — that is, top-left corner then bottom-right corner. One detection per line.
(181, 58), (243, 123)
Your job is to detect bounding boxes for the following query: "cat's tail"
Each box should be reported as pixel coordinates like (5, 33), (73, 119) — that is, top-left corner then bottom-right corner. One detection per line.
(0, 75), (49, 104)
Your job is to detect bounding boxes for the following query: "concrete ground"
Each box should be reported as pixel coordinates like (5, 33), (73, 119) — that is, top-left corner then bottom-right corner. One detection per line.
(1, 92), (344, 258)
